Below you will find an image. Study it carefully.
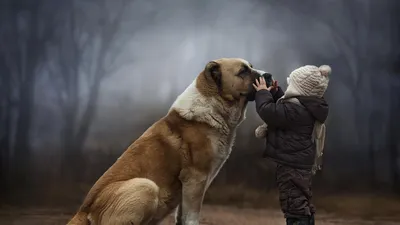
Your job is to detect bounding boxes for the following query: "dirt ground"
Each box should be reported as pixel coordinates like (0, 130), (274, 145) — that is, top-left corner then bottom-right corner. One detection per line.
(1, 205), (400, 225)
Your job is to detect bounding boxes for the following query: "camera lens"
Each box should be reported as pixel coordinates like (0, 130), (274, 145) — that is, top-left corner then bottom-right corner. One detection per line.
(262, 73), (273, 87)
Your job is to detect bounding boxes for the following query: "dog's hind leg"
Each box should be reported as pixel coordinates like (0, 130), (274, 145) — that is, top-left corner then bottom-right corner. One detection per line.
(96, 178), (160, 225)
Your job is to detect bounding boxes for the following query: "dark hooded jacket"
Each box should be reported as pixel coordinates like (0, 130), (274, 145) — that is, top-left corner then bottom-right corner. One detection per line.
(255, 87), (329, 169)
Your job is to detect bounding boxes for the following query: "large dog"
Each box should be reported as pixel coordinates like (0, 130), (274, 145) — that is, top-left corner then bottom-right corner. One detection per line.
(68, 58), (262, 225)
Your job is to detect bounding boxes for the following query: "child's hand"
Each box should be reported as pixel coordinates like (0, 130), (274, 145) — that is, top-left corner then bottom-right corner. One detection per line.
(271, 80), (278, 91)
(253, 77), (278, 91)
(255, 123), (268, 139)
(253, 77), (268, 91)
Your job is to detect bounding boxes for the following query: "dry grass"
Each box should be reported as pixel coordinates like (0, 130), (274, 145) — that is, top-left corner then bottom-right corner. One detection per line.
(3, 183), (400, 224)
(1, 205), (399, 225)
(314, 194), (400, 220)
(204, 184), (400, 222)
(162, 205), (400, 225)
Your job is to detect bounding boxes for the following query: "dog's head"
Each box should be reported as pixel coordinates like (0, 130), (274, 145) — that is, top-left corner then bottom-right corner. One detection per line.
(198, 58), (264, 102)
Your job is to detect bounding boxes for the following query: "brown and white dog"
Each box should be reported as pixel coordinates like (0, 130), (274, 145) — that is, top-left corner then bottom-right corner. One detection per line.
(67, 58), (263, 225)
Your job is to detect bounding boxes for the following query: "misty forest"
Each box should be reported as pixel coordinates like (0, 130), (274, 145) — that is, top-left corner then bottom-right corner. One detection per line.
(1, 0), (400, 224)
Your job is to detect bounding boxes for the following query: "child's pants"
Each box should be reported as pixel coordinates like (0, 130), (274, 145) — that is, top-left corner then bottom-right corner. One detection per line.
(276, 164), (315, 219)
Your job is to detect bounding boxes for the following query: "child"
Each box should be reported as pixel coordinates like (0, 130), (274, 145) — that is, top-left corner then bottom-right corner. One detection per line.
(252, 65), (330, 225)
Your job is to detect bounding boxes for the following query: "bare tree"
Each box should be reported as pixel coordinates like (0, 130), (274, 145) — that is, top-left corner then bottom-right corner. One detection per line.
(0, 0), (58, 187)
(279, 0), (381, 186)
(387, 1), (400, 192)
(0, 49), (13, 196)
(316, 0), (400, 190)
(47, 0), (134, 180)
(388, 80), (400, 193)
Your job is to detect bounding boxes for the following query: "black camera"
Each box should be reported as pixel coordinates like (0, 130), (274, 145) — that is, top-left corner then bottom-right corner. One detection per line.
(254, 69), (274, 87)
(261, 72), (274, 87)
(247, 70), (275, 102)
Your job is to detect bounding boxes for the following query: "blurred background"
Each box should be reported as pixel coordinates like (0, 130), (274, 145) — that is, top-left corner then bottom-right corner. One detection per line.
(1, 0), (400, 224)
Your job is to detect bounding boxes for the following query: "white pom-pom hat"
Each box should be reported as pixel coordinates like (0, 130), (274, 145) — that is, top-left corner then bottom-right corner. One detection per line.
(285, 65), (331, 98)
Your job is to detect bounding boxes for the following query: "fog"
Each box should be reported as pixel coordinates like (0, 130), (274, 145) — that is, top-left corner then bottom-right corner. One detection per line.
(1, 0), (400, 222)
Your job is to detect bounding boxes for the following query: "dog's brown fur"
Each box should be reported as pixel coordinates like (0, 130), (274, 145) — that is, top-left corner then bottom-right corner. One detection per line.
(67, 58), (259, 225)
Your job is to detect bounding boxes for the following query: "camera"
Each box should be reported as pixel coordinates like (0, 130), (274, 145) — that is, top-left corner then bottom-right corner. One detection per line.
(261, 72), (274, 87)
(254, 69), (274, 87)
(247, 69), (275, 102)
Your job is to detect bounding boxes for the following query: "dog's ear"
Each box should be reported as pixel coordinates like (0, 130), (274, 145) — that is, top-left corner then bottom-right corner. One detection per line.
(205, 61), (222, 88)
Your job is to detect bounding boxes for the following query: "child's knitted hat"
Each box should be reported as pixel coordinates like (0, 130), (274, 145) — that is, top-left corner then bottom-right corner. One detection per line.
(285, 65), (331, 98)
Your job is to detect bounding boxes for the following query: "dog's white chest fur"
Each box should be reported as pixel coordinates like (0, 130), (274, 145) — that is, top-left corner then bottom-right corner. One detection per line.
(205, 131), (236, 188)
(170, 80), (245, 130)
(170, 80), (228, 131)
(170, 79), (244, 189)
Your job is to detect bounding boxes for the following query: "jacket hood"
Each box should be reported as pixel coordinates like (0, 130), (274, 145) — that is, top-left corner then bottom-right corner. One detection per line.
(296, 96), (329, 123)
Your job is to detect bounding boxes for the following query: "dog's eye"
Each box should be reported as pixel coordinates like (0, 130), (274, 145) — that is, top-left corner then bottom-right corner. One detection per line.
(240, 66), (249, 74)
(237, 67), (249, 79)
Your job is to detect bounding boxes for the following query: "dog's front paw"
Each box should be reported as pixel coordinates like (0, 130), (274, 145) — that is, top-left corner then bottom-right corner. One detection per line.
(255, 123), (268, 139)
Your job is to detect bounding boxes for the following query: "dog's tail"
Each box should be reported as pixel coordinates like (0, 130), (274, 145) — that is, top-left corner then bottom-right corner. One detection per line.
(67, 211), (90, 225)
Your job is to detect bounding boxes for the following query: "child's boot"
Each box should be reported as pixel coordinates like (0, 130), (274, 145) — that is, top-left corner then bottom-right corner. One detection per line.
(286, 217), (310, 225)
(309, 214), (315, 225)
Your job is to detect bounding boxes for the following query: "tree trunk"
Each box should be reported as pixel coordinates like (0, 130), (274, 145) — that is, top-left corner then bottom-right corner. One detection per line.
(389, 136), (399, 193)
(13, 76), (35, 188)
(388, 89), (400, 193)
(60, 67), (80, 180)
(352, 72), (376, 188)
(0, 89), (12, 198)
(60, 76), (102, 182)
(60, 105), (79, 180)
(367, 113), (377, 190)
(72, 78), (102, 181)
(390, 0), (400, 194)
